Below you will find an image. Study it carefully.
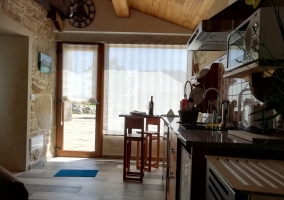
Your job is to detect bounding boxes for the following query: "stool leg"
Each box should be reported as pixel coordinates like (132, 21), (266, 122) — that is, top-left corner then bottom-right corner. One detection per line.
(148, 134), (152, 172)
(123, 139), (127, 181)
(136, 141), (140, 169)
(140, 136), (144, 182)
(127, 141), (132, 174)
(144, 135), (148, 171)
(155, 134), (160, 168)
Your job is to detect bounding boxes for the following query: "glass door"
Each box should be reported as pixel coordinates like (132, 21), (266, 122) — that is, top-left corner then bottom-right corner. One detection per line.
(56, 43), (104, 157)
(62, 102), (96, 152)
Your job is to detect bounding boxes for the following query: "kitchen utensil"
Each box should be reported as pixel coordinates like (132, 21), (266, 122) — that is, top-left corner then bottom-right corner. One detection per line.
(219, 100), (231, 130)
(187, 94), (194, 110)
(191, 87), (205, 105)
(241, 101), (274, 134)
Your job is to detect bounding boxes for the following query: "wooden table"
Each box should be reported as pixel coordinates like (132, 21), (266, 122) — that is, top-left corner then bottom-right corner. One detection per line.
(119, 114), (161, 182)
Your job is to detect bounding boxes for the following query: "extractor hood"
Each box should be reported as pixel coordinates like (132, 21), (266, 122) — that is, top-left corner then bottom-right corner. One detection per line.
(187, 0), (261, 51)
(187, 20), (243, 51)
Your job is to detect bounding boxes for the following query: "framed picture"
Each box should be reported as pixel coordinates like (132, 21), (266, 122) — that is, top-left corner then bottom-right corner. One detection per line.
(38, 52), (52, 74)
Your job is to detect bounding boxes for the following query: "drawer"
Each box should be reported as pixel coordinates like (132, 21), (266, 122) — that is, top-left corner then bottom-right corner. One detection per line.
(168, 159), (176, 200)
(169, 135), (177, 163)
(169, 130), (177, 143)
(169, 171), (176, 200)
(169, 145), (176, 165)
(169, 154), (176, 170)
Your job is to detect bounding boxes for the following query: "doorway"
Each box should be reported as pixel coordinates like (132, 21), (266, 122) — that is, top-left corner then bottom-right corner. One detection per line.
(56, 43), (104, 157)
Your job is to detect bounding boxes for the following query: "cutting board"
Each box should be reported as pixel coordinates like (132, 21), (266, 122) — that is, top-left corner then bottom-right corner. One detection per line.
(228, 130), (284, 143)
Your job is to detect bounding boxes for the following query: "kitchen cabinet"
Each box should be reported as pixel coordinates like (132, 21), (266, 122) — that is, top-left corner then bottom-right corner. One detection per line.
(167, 124), (178, 200)
(162, 116), (284, 200)
(162, 123), (169, 194)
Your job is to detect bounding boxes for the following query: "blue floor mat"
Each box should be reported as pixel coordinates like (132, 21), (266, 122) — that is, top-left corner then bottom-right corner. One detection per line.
(54, 169), (99, 177)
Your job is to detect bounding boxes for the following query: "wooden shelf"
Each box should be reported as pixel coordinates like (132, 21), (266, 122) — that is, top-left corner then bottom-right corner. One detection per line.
(223, 63), (277, 78)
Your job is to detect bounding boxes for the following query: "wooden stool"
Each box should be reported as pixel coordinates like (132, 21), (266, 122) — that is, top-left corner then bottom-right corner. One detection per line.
(137, 117), (160, 172)
(123, 117), (145, 182)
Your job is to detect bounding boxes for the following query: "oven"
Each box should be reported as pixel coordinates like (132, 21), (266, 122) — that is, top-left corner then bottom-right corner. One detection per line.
(226, 7), (284, 72)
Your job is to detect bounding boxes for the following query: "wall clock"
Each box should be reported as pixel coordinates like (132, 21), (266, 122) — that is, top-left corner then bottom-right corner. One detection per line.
(69, 0), (95, 28)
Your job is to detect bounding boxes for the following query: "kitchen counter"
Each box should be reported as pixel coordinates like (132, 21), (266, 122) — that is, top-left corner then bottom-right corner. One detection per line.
(162, 116), (284, 152)
(162, 116), (284, 200)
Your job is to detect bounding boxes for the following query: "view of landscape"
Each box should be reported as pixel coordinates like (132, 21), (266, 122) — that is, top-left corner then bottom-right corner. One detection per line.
(63, 103), (96, 151)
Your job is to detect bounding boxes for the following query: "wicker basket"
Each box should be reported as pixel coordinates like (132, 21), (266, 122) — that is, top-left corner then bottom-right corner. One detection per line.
(178, 109), (199, 122)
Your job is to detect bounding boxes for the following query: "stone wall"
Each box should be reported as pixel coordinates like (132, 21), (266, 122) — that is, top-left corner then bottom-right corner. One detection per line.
(0, 0), (57, 165)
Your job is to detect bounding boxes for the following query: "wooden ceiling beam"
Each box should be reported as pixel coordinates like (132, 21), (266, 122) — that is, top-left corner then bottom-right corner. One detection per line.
(111, 0), (130, 18)
(47, 6), (66, 32)
(34, 0), (71, 19)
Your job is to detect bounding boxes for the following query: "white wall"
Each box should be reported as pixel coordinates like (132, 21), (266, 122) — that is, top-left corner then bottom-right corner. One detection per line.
(0, 35), (30, 171)
(0, 13), (33, 171)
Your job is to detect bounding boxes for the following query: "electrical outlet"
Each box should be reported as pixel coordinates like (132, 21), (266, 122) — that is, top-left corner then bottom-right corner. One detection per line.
(30, 94), (35, 100)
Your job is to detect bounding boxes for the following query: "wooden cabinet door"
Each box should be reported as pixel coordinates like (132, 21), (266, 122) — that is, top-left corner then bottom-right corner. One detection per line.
(168, 128), (177, 200)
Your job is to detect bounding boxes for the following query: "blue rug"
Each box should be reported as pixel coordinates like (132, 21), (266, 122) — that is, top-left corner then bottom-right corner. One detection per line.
(54, 169), (99, 177)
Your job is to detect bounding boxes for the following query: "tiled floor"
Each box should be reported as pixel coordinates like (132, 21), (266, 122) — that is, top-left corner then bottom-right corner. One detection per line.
(15, 157), (165, 200)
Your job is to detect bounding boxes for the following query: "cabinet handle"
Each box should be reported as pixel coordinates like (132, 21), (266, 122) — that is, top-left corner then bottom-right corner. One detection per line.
(168, 173), (174, 179)
(170, 148), (175, 153)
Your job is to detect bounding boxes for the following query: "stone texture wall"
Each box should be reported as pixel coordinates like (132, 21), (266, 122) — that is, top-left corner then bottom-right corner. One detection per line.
(0, 0), (57, 165)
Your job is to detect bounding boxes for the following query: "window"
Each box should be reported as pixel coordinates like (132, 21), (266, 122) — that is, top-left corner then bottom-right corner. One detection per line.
(104, 44), (190, 135)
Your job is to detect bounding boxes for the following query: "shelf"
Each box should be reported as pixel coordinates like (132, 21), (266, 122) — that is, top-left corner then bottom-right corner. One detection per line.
(223, 63), (277, 78)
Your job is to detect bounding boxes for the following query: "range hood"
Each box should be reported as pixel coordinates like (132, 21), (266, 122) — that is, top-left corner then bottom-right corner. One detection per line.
(187, 0), (260, 51)
(187, 20), (243, 51)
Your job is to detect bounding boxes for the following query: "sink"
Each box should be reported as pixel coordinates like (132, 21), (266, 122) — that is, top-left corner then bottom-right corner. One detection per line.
(181, 124), (207, 130)
(178, 122), (207, 130)
(178, 122), (221, 130)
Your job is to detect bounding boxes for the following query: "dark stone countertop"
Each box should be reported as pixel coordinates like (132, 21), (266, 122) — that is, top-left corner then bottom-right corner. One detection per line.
(162, 116), (284, 151)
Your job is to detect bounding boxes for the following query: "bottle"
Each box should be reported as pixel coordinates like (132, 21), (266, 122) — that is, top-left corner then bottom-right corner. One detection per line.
(149, 96), (154, 115)
(219, 100), (229, 131)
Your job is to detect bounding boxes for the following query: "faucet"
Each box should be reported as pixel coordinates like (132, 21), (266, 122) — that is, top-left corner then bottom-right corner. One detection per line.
(184, 80), (192, 100)
(203, 87), (221, 122)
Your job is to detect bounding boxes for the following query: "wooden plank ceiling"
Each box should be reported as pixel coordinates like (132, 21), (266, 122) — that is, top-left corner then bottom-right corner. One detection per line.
(34, 0), (215, 32)
(111, 0), (216, 31)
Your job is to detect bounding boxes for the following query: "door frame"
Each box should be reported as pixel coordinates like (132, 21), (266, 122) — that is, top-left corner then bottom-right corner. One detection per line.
(55, 42), (104, 157)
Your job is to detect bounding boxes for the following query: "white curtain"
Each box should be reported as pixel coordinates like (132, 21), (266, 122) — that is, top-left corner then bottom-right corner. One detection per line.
(62, 44), (98, 104)
(104, 44), (190, 135)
